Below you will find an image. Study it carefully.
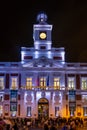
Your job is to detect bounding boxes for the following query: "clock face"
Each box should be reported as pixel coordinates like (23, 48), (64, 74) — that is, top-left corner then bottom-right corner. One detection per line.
(39, 32), (47, 39)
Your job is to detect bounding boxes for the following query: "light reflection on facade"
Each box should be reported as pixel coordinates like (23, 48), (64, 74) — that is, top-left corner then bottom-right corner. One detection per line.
(0, 12), (87, 118)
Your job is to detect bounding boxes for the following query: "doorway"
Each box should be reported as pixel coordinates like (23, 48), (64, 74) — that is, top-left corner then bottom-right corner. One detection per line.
(38, 98), (49, 119)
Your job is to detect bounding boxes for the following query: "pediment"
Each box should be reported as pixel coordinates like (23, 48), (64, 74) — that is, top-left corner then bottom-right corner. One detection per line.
(22, 56), (52, 67)
(22, 56), (64, 68)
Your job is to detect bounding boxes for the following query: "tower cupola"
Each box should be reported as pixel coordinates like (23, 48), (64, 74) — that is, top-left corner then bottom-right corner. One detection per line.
(36, 12), (48, 24)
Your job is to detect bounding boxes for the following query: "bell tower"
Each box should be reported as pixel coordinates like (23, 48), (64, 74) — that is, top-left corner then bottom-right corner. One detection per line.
(21, 12), (65, 64)
(33, 12), (53, 50)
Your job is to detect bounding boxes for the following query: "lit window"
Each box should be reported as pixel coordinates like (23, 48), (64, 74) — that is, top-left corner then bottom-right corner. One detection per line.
(81, 78), (87, 90)
(68, 77), (75, 90)
(0, 77), (4, 90)
(40, 77), (46, 89)
(82, 95), (87, 102)
(54, 77), (60, 90)
(11, 77), (18, 90)
(26, 78), (32, 89)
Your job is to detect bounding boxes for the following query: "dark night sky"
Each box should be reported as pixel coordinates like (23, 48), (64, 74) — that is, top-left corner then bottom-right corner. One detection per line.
(0, 1), (87, 62)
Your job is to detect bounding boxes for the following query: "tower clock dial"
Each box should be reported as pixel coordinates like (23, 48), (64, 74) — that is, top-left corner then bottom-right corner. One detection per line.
(39, 32), (47, 39)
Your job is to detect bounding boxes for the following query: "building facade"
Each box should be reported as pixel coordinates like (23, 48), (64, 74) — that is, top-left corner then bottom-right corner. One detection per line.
(0, 12), (87, 119)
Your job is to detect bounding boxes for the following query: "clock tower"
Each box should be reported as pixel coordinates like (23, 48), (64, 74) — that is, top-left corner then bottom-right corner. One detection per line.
(33, 12), (53, 50)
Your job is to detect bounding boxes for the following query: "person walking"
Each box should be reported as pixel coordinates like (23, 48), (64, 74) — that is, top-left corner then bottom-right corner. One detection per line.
(44, 122), (49, 130)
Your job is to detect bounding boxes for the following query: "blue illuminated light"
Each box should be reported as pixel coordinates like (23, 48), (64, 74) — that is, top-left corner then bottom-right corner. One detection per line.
(61, 52), (65, 61)
(37, 92), (41, 99)
(34, 25), (52, 30)
(24, 93), (27, 103)
(35, 51), (39, 58)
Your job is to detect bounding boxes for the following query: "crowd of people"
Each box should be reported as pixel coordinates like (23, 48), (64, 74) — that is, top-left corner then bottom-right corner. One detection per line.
(0, 116), (86, 130)
(43, 117), (84, 130)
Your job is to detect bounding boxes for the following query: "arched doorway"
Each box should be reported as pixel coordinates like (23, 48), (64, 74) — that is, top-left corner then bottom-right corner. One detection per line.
(38, 98), (49, 119)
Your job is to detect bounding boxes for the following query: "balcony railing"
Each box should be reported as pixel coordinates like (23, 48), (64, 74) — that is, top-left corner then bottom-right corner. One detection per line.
(1, 85), (87, 92)
(20, 86), (68, 91)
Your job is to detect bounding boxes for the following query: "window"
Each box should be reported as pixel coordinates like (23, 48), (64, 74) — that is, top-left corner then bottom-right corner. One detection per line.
(69, 90), (76, 102)
(26, 78), (32, 89)
(40, 46), (46, 49)
(54, 77), (60, 90)
(69, 95), (75, 102)
(0, 105), (3, 116)
(10, 90), (17, 102)
(0, 95), (3, 102)
(27, 106), (31, 117)
(10, 103), (17, 111)
(68, 77), (75, 90)
(83, 107), (87, 116)
(0, 77), (4, 90)
(55, 107), (59, 117)
(11, 77), (18, 90)
(53, 56), (62, 60)
(40, 77), (46, 89)
(24, 56), (33, 60)
(81, 77), (87, 90)
(70, 107), (75, 117)
(4, 94), (9, 100)
(82, 95), (87, 102)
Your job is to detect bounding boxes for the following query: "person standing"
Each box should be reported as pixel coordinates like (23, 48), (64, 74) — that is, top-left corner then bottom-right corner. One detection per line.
(44, 122), (49, 130)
